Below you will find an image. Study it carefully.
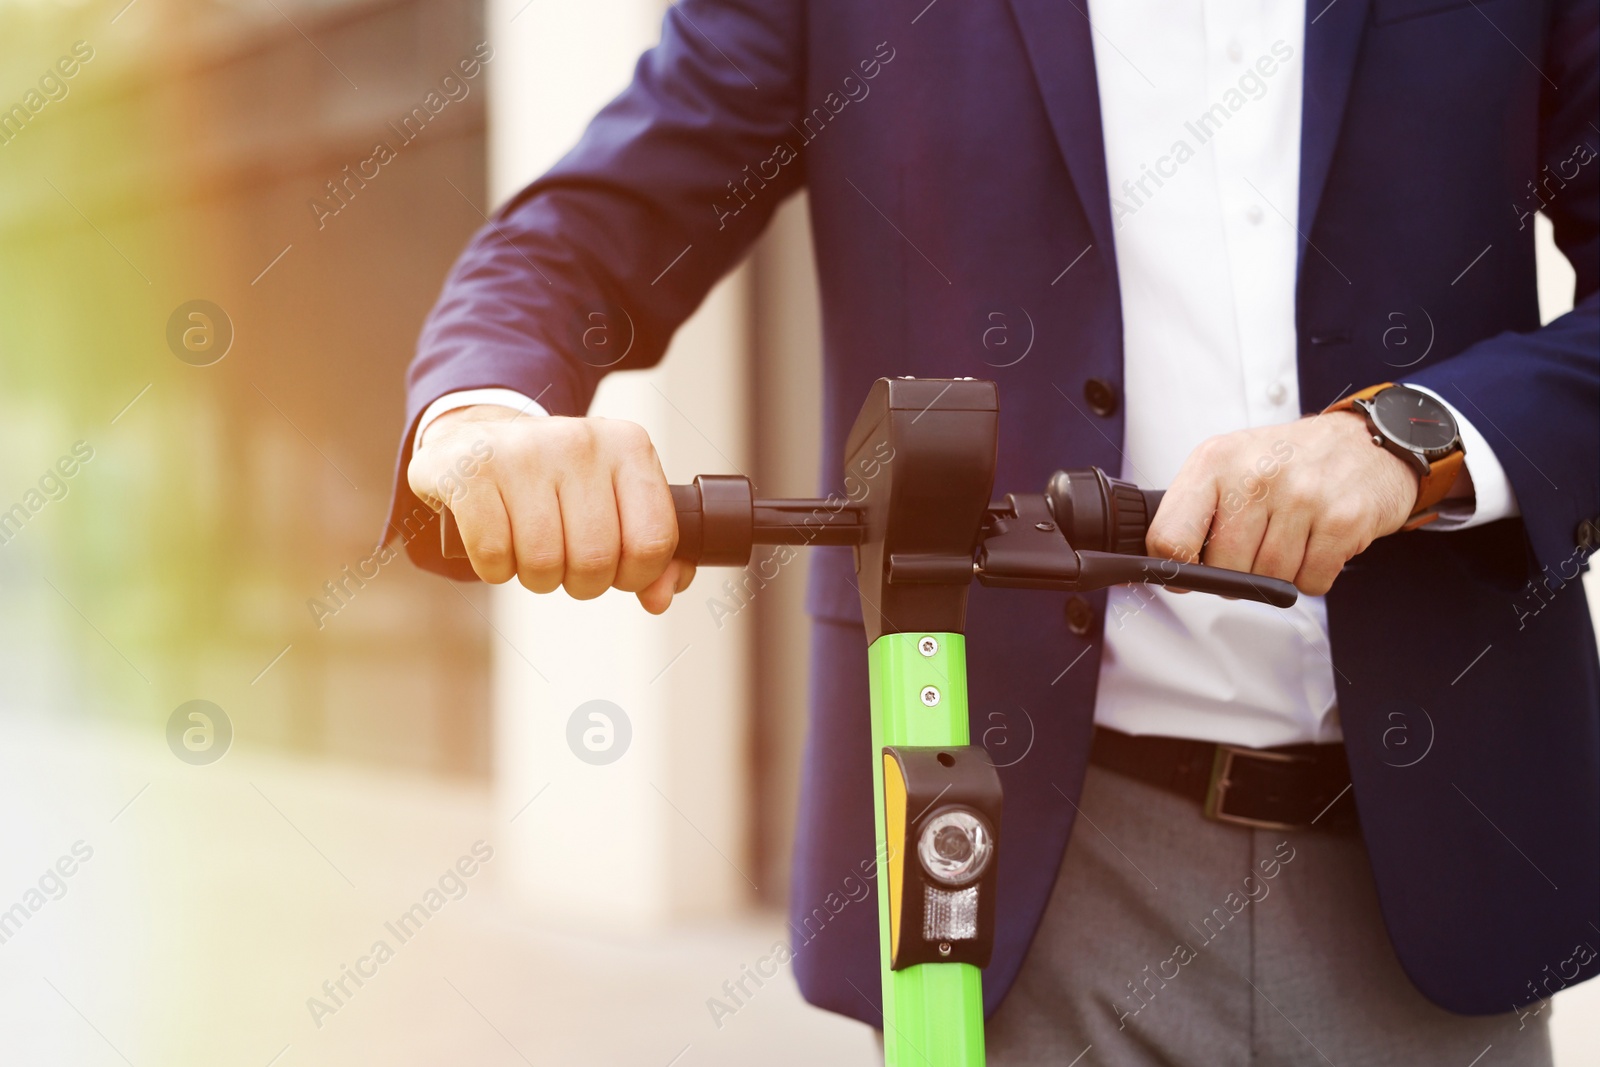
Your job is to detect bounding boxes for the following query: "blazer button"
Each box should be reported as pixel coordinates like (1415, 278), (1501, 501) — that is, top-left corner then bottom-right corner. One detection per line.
(1084, 378), (1119, 417)
(1065, 595), (1095, 637)
(1578, 518), (1599, 552)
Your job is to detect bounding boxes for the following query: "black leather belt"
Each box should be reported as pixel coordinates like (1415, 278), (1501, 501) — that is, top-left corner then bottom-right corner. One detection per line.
(1089, 726), (1359, 834)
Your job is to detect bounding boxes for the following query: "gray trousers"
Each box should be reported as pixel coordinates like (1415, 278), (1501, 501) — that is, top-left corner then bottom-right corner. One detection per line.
(982, 764), (1553, 1066)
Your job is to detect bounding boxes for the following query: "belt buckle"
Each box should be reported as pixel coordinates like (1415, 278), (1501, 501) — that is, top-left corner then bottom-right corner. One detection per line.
(1203, 744), (1312, 832)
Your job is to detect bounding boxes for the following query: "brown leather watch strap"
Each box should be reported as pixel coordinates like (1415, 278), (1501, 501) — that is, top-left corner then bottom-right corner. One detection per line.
(1325, 383), (1464, 526)
(1325, 382), (1392, 411)
(1413, 448), (1466, 514)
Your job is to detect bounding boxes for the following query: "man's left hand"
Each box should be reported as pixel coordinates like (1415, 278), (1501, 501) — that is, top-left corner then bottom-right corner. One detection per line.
(1145, 411), (1422, 596)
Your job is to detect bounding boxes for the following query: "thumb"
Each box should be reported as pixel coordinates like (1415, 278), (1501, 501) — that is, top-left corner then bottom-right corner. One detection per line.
(636, 561), (696, 615)
(406, 447), (449, 509)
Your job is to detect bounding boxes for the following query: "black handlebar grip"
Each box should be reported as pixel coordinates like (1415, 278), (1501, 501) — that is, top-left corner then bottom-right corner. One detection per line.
(443, 476), (757, 566)
(670, 475), (754, 565)
(1046, 468), (1166, 554)
(441, 506), (466, 559)
(668, 483), (701, 562)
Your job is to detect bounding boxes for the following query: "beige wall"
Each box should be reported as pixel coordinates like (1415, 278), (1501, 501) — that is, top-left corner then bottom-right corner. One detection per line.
(486, 0), (758, 924)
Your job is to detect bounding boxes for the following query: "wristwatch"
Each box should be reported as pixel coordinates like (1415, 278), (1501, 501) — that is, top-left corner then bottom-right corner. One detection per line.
(1325, 383), (1466, 528)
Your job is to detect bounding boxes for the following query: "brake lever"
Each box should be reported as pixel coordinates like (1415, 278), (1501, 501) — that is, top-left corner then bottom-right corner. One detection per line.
(971, 493), (1297, 607)
(1073, 551), (1297, 607)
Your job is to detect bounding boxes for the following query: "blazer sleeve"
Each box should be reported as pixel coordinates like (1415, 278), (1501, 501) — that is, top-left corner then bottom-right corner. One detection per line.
(1407, 0), (1599, 581)
(386, 0), (808, 578)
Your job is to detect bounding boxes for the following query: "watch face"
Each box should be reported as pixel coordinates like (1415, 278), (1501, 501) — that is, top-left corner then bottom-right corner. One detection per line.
(1370, 387), (1457, 451)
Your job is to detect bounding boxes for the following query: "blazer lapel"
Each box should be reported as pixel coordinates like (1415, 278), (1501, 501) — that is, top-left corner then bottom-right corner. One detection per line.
(1298, 0), (1373, 268)
(1004, 0), (1373, 275)
(1002, 0), (1116, 273)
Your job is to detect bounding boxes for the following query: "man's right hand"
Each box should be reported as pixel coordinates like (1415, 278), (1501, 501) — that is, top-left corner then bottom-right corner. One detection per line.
(407, 405), (694, 614)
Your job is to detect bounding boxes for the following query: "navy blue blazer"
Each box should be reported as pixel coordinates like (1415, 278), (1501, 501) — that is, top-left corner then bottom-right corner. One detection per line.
(389, 0), (1600, 1021)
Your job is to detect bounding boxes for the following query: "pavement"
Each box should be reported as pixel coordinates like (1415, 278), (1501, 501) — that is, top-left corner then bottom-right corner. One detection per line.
(0, 710), (1591, 1066)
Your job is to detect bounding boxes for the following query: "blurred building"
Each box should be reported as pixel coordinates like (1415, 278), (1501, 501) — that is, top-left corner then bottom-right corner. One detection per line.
(0, 0), (821, 907)
(0, 0), (498, 776)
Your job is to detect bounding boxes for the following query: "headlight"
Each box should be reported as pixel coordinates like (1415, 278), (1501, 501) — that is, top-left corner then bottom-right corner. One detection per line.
(917, 810), (993, 887)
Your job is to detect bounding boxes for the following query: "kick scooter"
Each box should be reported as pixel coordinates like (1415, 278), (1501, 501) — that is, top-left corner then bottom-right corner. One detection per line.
(441, 377), (1296, 1066)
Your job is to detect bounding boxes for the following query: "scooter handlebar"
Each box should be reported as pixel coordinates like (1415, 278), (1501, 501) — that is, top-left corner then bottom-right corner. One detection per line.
(436, 468), (1296, 607)
(441, 468), (1155, 563)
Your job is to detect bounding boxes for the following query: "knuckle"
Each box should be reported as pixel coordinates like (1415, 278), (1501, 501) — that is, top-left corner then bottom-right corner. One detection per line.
(1201, 431), (1245, 461)
(566, 545), (620, 577)
(1295, 565), (1333, 596)
(1145, 527), (1181, 559)
(511, 517), (563, 570)
(1195, 530), (1229, 560)
(517, 547), (564, 576)
(471, 533), (513, 567)
(609, 419), (653, 455)
(469, 544), (516, 585)
(625, 528), (677, 565)
(1190, 436), (1224, 465)
(1255, 553), (1294, 582)
(1277, 474), (1317, 508)
(1298, 548), (1343, 593)
(550, 418), (600, 462)
(475, 563), (516, 585)
(517, 570), (559, 594)
(1320, 507), (1364, 540)
(516, 542), (563, 587)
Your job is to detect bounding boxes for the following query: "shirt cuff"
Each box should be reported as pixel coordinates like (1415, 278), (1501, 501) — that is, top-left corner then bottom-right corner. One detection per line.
(1407, 384), (1520, 530)
(413, 388), (550, 453)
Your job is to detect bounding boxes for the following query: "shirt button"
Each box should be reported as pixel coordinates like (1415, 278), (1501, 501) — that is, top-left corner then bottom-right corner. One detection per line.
(1266, 382), (1288, 405)
(1227, 39), (1244, 62)
(1246, 204), (1265, 225)
(1083, 378), (1119, 417)
(1065, 596), (1096, 637)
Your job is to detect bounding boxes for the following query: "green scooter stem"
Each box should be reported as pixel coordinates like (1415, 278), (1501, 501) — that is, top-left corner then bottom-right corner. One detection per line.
(869, 631), (986, 1066)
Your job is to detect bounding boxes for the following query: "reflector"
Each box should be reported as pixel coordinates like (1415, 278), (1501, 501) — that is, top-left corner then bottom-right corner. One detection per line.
(923, 884), (980, 941)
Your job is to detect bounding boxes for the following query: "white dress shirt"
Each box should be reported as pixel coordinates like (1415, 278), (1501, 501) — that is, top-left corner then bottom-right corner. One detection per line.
(417, 0), (1518, 748)
(1086, 0), (1515, 746)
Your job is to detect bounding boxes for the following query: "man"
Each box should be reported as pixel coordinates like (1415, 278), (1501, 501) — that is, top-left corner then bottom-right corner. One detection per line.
(390, 1), (1599, 1063)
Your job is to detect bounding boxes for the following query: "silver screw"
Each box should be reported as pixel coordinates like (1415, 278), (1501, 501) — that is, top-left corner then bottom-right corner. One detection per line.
(938, 942), (952, 956)
(918, 636), (939, 657)
(920, 686), (941, 707)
